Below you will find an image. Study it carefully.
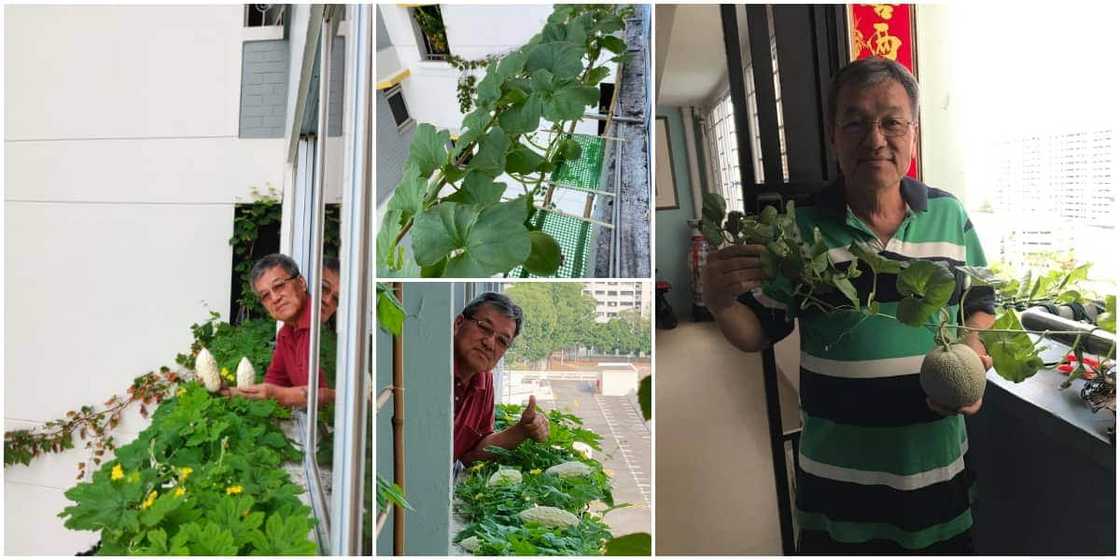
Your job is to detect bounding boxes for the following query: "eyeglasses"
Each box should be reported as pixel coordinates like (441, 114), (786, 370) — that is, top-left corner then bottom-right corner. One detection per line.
(257, 274), (299, 304)
(837, 117), (915, 139)
(321, 281), (338, 300)
(465, 317), (513, 350)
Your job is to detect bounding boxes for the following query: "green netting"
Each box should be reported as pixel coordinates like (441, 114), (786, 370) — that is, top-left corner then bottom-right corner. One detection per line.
(508, 210), (592, 279)
(551, 133), (606, 191)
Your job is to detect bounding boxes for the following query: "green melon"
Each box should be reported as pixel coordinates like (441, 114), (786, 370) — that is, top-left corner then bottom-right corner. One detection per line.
(919, 343), (987, 409)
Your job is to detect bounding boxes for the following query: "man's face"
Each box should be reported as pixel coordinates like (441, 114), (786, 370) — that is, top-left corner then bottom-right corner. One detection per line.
(321, 268), (339, 322)
(453, 304), (517, 375)
(254, 265), (307, 323)
(829, 79), (918, 193)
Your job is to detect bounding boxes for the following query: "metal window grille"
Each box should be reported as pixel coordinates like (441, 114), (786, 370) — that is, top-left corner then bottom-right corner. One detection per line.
(244, 4), (286, 27)
(385, 84), (413, 130)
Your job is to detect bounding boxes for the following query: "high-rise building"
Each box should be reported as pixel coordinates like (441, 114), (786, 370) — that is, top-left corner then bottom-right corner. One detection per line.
(583, 281), (652, 323)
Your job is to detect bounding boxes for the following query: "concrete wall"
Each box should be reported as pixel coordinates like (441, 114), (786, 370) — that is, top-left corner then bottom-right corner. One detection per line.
(2, 5), (306, 554)
(376, 283), (454, 555)
(240, 40), (291, 138)
(654, 106), (698, 318)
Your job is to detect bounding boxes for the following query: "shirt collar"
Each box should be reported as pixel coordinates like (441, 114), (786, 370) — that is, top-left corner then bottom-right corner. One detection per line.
(453, 363), (490, 392)
(817, 175), (930, 217)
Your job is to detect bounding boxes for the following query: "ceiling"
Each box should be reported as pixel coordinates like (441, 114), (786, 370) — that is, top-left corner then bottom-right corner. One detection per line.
(656, 4), (729, 107)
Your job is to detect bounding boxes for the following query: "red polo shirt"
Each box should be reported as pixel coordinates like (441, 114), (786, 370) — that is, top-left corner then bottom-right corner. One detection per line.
(453, 365), (494, 462)
(264, 299), (330, 389)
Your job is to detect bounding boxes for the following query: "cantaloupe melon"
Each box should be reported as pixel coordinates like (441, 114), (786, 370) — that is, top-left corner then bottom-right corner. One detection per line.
(919, 343), (987, 409)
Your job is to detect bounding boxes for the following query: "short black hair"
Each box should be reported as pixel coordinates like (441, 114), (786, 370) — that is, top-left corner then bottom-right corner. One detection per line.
(250, 253), (301, 293)
(460, 292), (523, 338)
(323, 257), (340, 274)
(827, 56), (920, 128)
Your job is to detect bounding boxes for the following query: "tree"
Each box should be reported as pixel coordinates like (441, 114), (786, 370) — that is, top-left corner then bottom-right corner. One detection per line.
(503, 283), (596, 368)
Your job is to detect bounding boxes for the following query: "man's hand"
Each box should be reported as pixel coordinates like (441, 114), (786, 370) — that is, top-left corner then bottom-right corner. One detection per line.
(228, 383), (300, 407)
(927, 311), (995, 416)
(702, 244), (770, 313)
(518, 395), (549, 442)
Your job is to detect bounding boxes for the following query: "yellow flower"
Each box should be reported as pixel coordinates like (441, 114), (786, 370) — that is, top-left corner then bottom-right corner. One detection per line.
(469, 462), (486, 473)
(176, 387), (186, 397)
(178, 466), (193, 482)
(174, 487), (186, 498)
(225, 485), (243, 495)
(529, 468), (542, 476)
(141, 490), (158, 510)
(111, 464), (124, 481)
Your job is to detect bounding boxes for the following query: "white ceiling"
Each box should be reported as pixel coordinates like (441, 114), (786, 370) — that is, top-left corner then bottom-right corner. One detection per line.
(656, 4), (729, 107)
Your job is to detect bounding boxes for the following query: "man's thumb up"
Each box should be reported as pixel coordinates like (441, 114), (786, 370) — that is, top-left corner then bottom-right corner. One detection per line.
(519, 394), (549, 442)
(521, 395), (537, 423)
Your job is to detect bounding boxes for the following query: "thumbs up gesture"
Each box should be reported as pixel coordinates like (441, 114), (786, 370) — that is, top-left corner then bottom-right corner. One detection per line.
(519, 395), (550, 442)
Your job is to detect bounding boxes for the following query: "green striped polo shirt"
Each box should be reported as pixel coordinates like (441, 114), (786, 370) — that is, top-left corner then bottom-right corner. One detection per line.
(740, 176), (995, 551)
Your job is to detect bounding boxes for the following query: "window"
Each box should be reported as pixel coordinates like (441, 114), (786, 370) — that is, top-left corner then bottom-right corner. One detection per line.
(704, 93), (745, 213)
(385, 84), (413, 130)
(411, 5), (451, 60)
(932, 5), (1117, 289)
(244, 4), (286, 27)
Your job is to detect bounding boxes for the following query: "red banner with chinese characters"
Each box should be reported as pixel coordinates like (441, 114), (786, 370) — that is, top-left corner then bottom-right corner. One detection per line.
(849, 4), (919, 178)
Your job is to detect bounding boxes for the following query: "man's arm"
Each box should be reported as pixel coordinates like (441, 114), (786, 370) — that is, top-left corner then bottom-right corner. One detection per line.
(703, 245), (774, 352)
(459, 395), (549, 466)
(230, 384), (335, 408)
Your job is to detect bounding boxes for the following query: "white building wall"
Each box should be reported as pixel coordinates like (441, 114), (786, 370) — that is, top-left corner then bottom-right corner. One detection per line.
(3, 5), (334, 554)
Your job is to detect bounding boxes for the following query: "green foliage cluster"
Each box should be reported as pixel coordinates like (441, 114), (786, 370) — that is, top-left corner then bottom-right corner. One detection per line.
(702, 192), (1115, 386)
(504, 283), (649, 367)
(59, 383), (318, 555)
(376, 283), (406, 337)
(453, 405), (618, 555)
(5, 370), (181, 479)
(379, 4), (632, 278)
(230, 194), (341, 323)
(447, 54), (499, 113)
(175, 311), (337, 387)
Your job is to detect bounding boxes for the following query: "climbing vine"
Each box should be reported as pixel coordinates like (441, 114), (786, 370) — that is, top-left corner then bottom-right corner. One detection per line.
(700, 192), (1117, 388)
(230, 185), (342, 323)
(378, 4), (632, 278)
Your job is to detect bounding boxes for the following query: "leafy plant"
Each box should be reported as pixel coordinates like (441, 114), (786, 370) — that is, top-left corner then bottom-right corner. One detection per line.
(453, 405), (620, 555)
(379, 4), (633, 278)
(4, 369), (181, 479)
(702, 192), (1115, 386)
(58, 383), (318, 555)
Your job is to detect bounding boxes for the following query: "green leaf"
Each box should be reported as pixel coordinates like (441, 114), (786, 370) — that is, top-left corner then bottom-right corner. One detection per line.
(407, 123), (450, 178)
(497, 87), (529, 108)
(376, 210), (405, 273)
(701, 192), (727, 225)
(476, 63), (504, 107)
(544, 85), (599, 122)
(496, 50), (529, 79)
(376, 285), (405, 336)
(523, 231), (562, 276)
(468, 128), (510, 176)
(412, 199), (532, 277)
(895, 261), (956, 326)
(386, 162), (427, 224)
(599, 35), (626, 54)
(412, 203), (476, 267)
(1096, 295), (1115, 334)
(981, 311), (1045, 382)
(637, 376), (651, 421)
(445, 171), (507, 206)
(848, 242), (902, 274)
(526, 42), (585, 80)
(557, 138), (583, 161)
(499, 94), (543, 135)
(605, 532), (651, 556)
(506, 143), (548, 175)
(584, 66), (611, 85)
(421, 257), (447, 278)
(445, 198), (533, 277)
(454, 107), (491, 159)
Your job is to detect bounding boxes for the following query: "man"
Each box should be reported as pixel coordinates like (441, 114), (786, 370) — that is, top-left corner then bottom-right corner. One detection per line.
(234, 253), (339, 407)
(453, 292), (549, 466)
(703, 57), (995, 553)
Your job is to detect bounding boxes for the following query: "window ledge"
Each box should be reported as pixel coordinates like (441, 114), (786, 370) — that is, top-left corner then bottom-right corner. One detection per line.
(242, 25), (285, 42)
